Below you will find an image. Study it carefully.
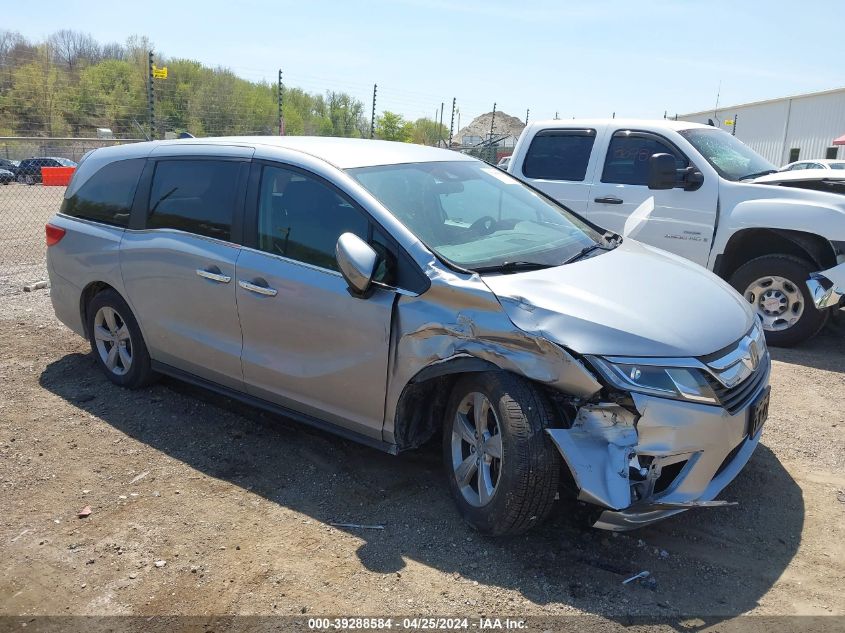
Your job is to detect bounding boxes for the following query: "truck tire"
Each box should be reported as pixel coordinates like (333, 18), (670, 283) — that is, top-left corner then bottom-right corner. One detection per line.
(86, 289), (157, 389)
(442, 372), (560, 536)
(729, 254), (828, 347)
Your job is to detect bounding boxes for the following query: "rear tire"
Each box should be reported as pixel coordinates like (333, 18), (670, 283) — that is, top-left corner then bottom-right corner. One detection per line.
(442, 372), (560, 536)
(729, 254), (828, 347)
(86, 289), (157, 388)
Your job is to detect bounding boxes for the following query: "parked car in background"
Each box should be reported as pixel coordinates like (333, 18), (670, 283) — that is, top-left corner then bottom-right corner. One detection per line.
(508, 119), (845, 346)
(17, 157), (77, 184)
(780, 159), (845, 171)
(0, 158), (20, 176)
(0, 168), (15, 185)
(45, 137), (770, 534)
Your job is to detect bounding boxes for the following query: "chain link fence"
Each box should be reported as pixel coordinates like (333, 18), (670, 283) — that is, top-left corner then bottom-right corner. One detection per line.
(0, 138), (143, 296)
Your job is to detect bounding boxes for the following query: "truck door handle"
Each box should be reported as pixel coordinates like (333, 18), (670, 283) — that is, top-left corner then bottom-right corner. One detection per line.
(594, 196), (624, 205)
(196, 267), (231, 283)
(238, 279), (278, 297)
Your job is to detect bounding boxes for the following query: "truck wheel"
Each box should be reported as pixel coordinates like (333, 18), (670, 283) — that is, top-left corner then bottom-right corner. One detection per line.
(86, 289), (157, 389)
(730, 254), (828, 347)
(442, 372), (560, 536)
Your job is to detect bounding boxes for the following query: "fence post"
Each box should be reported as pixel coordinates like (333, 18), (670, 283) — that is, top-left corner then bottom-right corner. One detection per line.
(448, 98), (456, 147)
(278, 69), (284, 136)
(438, 102), (444, 147)
(147, 51), (155, 140)
(370, 84), (377, 139)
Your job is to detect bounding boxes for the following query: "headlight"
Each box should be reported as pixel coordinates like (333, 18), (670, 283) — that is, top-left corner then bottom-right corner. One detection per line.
(586, 356), (719, 404)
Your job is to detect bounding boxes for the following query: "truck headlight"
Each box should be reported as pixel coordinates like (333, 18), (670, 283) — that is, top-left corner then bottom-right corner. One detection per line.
(586, 356), (718, 404)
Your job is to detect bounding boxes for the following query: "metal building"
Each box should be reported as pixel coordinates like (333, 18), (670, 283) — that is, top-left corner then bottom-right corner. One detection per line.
(678, 86), (845, 167)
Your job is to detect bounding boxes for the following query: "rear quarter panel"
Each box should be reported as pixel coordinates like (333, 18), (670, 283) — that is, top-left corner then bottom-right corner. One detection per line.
(47, 214), (127, 337)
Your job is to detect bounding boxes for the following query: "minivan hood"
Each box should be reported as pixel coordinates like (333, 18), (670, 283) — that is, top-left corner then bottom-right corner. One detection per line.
(482, 240), (754, 358)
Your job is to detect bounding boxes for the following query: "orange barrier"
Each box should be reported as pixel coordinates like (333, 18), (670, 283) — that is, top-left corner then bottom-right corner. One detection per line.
(41, 166), (75, 186)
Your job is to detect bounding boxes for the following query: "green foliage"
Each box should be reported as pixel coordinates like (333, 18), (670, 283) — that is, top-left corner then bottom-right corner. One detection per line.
(375, 111), (412, 142)
(0, 30), (374, 141)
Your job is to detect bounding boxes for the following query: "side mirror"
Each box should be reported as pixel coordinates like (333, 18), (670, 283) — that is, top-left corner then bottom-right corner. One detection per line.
(336, 232), (378, 297)
(682, 167), (704, 191)
(647, 153), (677, 190)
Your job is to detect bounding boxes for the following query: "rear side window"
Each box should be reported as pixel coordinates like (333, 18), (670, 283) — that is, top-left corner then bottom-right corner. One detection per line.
(522, 130), (596, 181)
(62, 158), (144, 227)
(602, 133), (688, 185)
(147, 160), (241, 241)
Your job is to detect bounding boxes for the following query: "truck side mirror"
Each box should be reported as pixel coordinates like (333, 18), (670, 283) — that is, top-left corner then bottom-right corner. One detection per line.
(647, 153), (677, 190)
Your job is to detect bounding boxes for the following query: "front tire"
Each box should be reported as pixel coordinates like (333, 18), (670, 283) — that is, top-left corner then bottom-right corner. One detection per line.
(442, 372), (560, 536)
(729, 254), (828, 347)
(86, 289), (156, 388)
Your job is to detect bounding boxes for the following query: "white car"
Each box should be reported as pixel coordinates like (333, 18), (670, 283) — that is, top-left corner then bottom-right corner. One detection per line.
(780, 159), (845, 171)
(508, 119), (845, 346)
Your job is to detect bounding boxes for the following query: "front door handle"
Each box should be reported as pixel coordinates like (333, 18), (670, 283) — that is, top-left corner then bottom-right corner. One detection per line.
(594, 196), (624, 205)
(196, 267), (231, 283)
(238, 279), (278, 297)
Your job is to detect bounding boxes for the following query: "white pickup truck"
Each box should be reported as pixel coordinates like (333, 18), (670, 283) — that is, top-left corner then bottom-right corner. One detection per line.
(507, 119), (845, 346)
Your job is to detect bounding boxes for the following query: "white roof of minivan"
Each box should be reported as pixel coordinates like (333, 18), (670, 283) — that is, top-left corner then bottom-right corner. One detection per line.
(90, 136), (475, 169)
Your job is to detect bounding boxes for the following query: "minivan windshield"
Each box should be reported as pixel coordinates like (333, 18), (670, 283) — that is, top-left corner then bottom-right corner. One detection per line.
(348, 161), (605, 272)
(679, 128), (776, 181)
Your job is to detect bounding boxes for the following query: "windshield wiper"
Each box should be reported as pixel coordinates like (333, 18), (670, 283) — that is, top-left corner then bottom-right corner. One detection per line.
(473, 261), (555, 274)
(562, 243), (613, 265)
(738, 169), (777, 181)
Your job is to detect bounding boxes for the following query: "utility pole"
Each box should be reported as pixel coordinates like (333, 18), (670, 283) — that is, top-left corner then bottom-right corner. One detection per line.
(448, 97), (456, 147)
(278, 69), (284, 136)
(489, 102), (496, 141)
(732, 113), (738, 136)
(370, 84), (377, 139)
(147, 51), (155, 140)
(525, 108), (529, 126)
(612, 112), (615, 119)
(554, 111), (559, 120)
(438, 102), (444, 147)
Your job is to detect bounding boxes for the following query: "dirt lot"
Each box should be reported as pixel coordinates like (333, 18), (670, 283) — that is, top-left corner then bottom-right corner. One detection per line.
(1, 186), (844, 629)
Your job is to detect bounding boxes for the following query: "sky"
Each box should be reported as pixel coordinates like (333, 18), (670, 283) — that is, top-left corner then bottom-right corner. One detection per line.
(6, 0), (844, 125)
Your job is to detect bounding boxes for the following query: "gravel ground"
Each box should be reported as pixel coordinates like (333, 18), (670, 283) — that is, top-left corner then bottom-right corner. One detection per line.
(1, 285), (844, 629)
(1, 186), (844, 630)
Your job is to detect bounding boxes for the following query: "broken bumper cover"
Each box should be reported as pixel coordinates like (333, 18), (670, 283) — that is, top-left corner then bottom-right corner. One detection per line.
(547, 359), (770, 531)
(807, 262), (845, 309)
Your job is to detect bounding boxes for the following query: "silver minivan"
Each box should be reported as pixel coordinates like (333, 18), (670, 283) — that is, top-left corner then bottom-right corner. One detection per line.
(46, 137), (771, 534)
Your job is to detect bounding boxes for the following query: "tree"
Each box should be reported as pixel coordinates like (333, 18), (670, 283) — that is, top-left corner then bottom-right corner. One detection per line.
(376, 111), (412, 142)
(410, 117), (449, 146)
(48, 30), (100, 73)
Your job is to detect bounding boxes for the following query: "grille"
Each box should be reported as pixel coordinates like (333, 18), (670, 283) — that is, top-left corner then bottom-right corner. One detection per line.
(705, 361), (768, 415)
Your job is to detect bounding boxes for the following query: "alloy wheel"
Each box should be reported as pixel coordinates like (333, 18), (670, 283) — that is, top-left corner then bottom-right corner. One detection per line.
(93, 306), (133, 376)
(450, 392), (503, 507)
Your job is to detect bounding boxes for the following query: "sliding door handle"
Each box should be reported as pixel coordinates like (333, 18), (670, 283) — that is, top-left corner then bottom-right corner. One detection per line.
(238, 279), (278, 297)
(594, 196), (624, 205)
(196, 267), (231, 283)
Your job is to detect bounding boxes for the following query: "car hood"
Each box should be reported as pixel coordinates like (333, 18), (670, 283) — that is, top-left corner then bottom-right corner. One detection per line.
(482, 240), (754, 357)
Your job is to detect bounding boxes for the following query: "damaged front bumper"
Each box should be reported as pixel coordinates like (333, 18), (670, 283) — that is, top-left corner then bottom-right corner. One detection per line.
(546, 360), (770, 531)
(807, 262), (845, 309)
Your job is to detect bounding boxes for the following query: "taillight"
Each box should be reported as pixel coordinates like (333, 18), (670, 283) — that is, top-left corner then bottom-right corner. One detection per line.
(46, 223), (66, 247)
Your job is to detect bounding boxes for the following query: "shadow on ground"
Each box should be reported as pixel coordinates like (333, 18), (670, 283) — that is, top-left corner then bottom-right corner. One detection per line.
(769, 317), (845, 372)
(39, 351), (804, 624)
